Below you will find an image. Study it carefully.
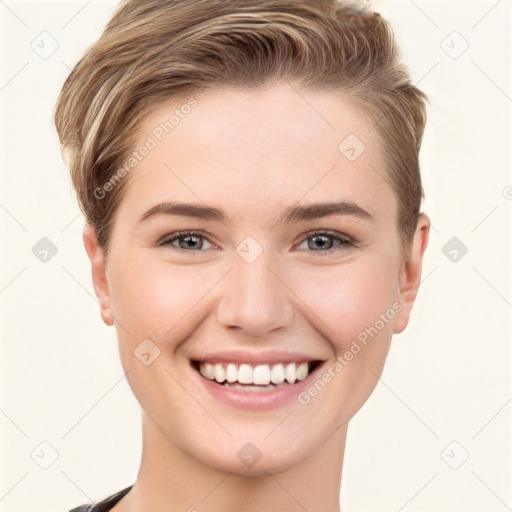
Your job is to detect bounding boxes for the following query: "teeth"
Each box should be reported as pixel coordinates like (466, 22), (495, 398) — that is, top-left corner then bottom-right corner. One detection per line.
(226, 363), (238, 383)
(202, 363), (215, 380)
(296, 362), (309, 381)
(253, 365), (271, 385)
(270, 363), (285, 384)
(285, 362), (296, 384)
(198, 361), (312, 386)
(238, 364), (253, 384)
(214, 364), (226, 383)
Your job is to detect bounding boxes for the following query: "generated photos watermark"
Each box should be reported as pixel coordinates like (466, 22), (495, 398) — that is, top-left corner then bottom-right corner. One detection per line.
(298, 301), (403, 405)
(93, 97), (198, 200)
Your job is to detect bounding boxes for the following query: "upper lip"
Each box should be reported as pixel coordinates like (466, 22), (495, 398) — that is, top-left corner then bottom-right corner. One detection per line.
(191, 350), (326, 366)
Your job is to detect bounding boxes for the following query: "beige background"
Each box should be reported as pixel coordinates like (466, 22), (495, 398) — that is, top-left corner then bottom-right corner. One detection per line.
(0, 0), (510, 510)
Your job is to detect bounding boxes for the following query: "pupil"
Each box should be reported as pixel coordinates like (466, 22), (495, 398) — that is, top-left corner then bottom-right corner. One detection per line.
(183, 236), (200, 249)
(311, 235), (331, 250)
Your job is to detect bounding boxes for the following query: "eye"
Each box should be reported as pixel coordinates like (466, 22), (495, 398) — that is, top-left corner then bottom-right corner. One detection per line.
(157, 231), (216, 251)
(157, 229), (353, 254)
(296, 230), (353, 254)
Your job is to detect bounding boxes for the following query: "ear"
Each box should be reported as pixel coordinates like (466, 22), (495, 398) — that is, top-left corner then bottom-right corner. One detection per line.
(393, 214), (430, 334)
(82, 224), (113, 326)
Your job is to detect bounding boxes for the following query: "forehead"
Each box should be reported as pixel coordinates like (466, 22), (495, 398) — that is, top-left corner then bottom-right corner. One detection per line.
(119, 82), (395, 228)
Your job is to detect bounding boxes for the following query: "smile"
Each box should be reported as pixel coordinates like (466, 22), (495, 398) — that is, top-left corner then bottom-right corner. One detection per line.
(191, 359), (325, 410)
(198, 361), (317, 387)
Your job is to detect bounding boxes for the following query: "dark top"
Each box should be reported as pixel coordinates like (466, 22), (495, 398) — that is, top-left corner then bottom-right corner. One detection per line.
(68, 485), (133, 512)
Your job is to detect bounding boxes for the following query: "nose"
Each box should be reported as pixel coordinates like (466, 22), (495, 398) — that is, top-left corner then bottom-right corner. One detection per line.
(216, 250), (294, 337)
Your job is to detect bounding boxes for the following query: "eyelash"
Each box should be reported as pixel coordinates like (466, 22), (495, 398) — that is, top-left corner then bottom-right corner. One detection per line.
(157, 230), (353, 255)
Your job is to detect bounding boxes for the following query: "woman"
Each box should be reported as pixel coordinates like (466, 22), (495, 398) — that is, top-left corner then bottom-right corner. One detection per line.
(56, 0), (430, 510)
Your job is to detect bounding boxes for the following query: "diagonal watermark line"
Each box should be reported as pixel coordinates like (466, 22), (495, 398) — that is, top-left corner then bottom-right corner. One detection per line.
(369, 369), (439, 438)
(472, 0), (503, 30)
(368, 104), (392, 133)
(0, 266), (28, 296)
(201, 471), (233, 503)
(398, 472), (439, 512)
(415, 61), (439, 87)
(265, 410), (295, 438)
(0, 203), (29, 232)
(286, 80), (336, 131)
(0, 408), (29, 438)
(265, 472), (309, 511)
(60, 265), (132, 334)
(399, 265), (439, 307)
(472, 471), (512, 511)
(399, 265), (438, 305)
(61, 0), (93, 29)
(299, 421), (345, 465)
(61, 471), (93, 503)
(421, 266), (438, 285)
(408, 0), (439, 29)
(369, 60), (438, 134)
(234, 423), (345, 512)
(368, 162), (393, 190)
(471, 265), (512, 307)
(61, 265), (99, 303)
(472, 61), (512, 103)
(161, 267), (234, 338)
(61, 370), (131, 440)
(266, 265), (337, 336)
(265, 164), (337, 234)
(0, 62), (29, 92)
(0, 0), (29, 28)
(470, 204), (499, 233)
(206, 422), (345, 510)
(60, 212), (82, 233)
(164, 164), (234, 234)
(263, 421), (346, 510)
(0, 472), (29, 503)
(472, 397), (512, 439)
(163, 367), (234, 438)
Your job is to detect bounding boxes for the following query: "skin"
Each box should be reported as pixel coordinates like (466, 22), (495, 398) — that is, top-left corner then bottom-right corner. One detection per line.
(83, 81), (429, 511)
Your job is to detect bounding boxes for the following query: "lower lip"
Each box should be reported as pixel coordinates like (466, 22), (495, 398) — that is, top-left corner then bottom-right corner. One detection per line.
(194, 362), (324, 411)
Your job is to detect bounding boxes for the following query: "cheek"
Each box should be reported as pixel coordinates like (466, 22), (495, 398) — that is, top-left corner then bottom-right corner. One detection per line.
(109, 255), (210, 343)
(292, 259), (397, 421)
(110, 247), (400, 348)
(297, 258), (398, 353)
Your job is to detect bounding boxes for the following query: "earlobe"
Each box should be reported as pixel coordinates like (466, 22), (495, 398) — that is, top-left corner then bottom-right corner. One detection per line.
(82, 224), (114, 327)
(393, 214), (430, 334)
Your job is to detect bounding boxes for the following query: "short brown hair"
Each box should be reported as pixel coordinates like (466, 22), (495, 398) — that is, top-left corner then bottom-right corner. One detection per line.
(54, 0), (428, 257)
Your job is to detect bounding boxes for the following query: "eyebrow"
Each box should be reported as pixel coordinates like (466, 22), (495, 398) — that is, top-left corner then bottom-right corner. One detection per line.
(139, 200), (374, 225)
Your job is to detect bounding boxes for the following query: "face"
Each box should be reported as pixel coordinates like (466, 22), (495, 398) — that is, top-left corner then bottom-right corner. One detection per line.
(85, 82), (429, 476)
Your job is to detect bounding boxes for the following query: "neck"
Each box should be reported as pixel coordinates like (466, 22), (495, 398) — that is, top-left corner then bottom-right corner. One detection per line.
(114, 411), (347, 512)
